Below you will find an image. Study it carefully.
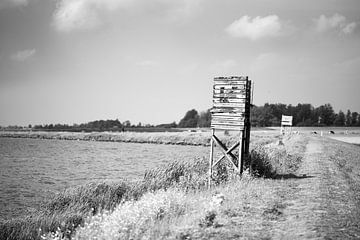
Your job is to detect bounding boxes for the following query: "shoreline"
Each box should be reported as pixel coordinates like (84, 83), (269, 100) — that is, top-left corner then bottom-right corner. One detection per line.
(0, 131), (213, 146)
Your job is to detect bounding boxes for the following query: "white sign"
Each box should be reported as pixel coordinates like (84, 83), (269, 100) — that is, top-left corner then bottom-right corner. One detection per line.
(281, 115), (293, 126)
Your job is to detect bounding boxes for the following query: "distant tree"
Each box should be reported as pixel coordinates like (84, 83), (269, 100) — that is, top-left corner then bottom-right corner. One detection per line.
(345, 110), (352, 126)
(251, 105), (275, 127)
(351, 112), (359, 126)
(268, 103), (287, 121)
(315, 104), (335, 126)
(123, 120), (131, 128)
(198, 109), (211, 127)
(295, 104), (313, 126)
(178, 109), (199, 128)
(333, 111), (345, 126)
(28, 124), (32, 129)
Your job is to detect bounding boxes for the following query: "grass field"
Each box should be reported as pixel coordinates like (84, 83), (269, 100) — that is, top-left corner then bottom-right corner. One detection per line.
(1, 131), (359, 239)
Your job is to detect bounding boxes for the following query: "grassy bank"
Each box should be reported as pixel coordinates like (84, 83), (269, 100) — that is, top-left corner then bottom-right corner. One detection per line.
(0, 131), (213, 146)
(0, 133), (306, 240)
(0, 130), (277, 147)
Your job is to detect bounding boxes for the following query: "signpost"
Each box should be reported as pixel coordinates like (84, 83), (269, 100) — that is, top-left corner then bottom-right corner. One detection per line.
(208, 76), (252, 187)
(281, 115), (293, 135)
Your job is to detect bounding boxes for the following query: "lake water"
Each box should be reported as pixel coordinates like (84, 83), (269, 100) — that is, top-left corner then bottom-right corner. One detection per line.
(0, 137), (208, 219)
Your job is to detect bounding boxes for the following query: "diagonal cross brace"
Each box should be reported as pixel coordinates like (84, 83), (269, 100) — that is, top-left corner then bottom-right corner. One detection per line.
(212, 141), (239, 168)
(212, 135), (239, 171)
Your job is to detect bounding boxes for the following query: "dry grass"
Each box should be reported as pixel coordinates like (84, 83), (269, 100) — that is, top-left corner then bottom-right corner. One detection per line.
(0, 132), (304, 240)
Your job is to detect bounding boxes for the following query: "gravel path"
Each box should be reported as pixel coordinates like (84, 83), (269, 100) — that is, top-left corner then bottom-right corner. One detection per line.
(269, 136), (360, 239)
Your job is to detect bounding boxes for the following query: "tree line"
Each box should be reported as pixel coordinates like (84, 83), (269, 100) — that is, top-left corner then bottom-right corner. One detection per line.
(2, 103), (359, 131)
(178, 103), (360, 128)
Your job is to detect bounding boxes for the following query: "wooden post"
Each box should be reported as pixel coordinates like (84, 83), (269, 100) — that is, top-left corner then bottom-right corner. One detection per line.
(238, 130), (244, 175)
(208, 128), (215, 188)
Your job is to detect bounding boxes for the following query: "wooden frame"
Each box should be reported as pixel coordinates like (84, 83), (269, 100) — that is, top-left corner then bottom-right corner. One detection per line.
(208, 76), (252, 187)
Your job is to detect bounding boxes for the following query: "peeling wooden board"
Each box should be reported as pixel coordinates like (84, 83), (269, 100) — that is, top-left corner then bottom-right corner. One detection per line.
(213, 98), (247, 103)
(213, 80), (247, 85)
(214, 76), (247, 80)
(211, 125), (245, 131)
(211, 112), (245, 117)
(212, 116), (245, 122)
(214, 85), (247, 90)
(212, 121), (245, 126)
(212, 118), (245, 123)
(213, 94), (247, 99)
(213, 89), (247, 94)
(211, 107), (246, 114)
(212, 119), (244, 125)
(213, 102), (246, 108)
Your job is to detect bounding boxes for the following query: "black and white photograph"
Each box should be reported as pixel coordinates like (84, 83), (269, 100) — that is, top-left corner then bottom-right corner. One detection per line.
(1, 0), (360, 239)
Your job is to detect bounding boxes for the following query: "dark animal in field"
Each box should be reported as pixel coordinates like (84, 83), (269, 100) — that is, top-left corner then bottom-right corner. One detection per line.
(312, 131), (317, 134)
(329, 131), (335, 134)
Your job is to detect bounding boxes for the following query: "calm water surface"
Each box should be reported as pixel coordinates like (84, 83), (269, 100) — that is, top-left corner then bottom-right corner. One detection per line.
(0, 137), (208, 219)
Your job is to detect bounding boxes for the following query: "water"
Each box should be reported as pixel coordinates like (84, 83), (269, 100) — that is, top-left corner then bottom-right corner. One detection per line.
(0, 137), (208, 219)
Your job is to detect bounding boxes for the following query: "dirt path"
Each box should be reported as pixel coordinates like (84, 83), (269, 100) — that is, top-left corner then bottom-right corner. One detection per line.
(176, 136), (360, 240)
(269, 137), (360, 239)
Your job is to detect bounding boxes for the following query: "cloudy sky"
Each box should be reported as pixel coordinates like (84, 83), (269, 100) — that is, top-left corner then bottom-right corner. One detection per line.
(0, 0), (359, 126)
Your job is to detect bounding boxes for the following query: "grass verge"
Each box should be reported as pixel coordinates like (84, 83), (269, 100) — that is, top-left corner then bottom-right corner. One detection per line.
(0, 134), (306, 240)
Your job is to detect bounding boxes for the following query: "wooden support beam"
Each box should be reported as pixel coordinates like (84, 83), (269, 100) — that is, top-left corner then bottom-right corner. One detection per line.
(212, 142), (240, 168)
(212, 135), (238, 171)
(208, 129), (215, 189)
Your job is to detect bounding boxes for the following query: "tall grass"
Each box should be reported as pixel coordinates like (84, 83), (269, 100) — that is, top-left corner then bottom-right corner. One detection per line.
(0, 134), (305, 240)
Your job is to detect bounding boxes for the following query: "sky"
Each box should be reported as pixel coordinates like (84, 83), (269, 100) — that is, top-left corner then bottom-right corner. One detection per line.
(0, 0), (360, 126)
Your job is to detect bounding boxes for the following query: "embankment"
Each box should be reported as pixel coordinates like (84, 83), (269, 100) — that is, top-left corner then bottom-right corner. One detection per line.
(0, 130), (277, 147)
(0, 131), (212, 146)
(0, 134), (305, 240)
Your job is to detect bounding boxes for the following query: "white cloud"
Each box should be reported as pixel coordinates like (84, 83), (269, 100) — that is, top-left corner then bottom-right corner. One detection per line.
(342, 22), (357, 34)
(52, 0), (202, 32)
(0, 0), (29, 9)
(314, 13), (357, 34)
(10, 49), (36, 62)
(225, 15), (282, 40)
(52, 0), (132, 32)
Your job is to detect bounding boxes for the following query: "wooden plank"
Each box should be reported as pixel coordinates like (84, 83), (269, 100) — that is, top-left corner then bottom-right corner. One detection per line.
(212, 142), (240, 168)
(213, 98), (247, 103)
(211, 121), (244, 126)
(211, 125), (245, 131)
(239, 131), (244, 174)
(214, 89), (247, 94)
(211, 112), (245, 117)
(213, 102), (246, 108)
(212, 116), (245, 122)
(211, 107), (246, 114)
(214, 76), (247, 80)
(208, 129), (215, 188)
(213, 94), (247, 99)
(212, 135), (238, 171)
(213, 80), (247, 85)
(214, 85), (246, 90)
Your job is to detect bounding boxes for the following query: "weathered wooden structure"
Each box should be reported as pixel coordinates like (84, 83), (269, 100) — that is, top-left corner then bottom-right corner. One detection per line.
(208, 76), (252, 186)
